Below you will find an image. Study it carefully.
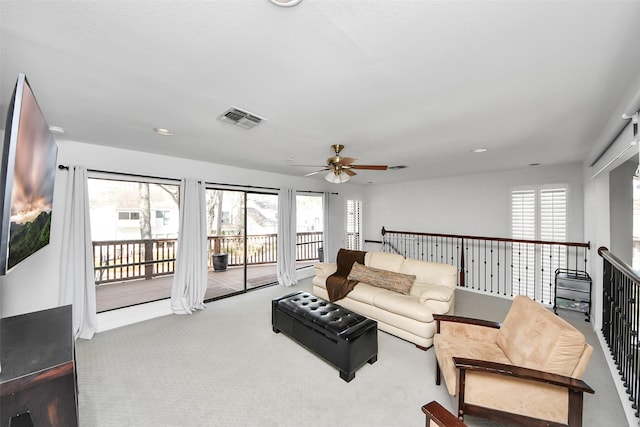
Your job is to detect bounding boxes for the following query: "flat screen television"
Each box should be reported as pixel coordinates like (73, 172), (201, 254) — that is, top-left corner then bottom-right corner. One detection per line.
(0, 73), (58, 275)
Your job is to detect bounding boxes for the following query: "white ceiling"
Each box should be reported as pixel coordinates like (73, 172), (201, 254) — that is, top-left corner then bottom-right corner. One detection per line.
(2, 1), (640, 184)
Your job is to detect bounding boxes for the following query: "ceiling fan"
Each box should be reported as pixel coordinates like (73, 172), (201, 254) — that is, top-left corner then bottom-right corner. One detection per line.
(300, 144), (388, 183)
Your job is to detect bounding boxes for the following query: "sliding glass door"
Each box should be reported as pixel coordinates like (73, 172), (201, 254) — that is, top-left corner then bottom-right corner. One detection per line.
(246, 193), (279, 289)
(205, 188), (278, 300)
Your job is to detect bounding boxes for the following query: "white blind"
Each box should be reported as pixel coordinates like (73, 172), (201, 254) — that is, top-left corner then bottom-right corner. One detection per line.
(510, 185), (568, 302)
(540, 187), (567, 242)
(540, 187), (567, 302)
(346, 199), (362, 250)
(511, 189), (536, 297)
(511, 189), (536, 240)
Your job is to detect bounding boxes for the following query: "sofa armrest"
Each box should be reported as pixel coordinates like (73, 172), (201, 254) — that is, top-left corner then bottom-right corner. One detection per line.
(419, 285), (454, 303)
(421, 401), (466, 427)
(314, 262), (337, 278)
(452, 357), (595, 394)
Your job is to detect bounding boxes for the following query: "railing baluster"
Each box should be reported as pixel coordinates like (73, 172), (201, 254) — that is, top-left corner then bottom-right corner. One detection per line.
(377, 228), (589, 305)
(598, 247), (640, 420)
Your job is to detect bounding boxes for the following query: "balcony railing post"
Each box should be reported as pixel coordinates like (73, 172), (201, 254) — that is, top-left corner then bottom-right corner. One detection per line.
(144, 240), (154, 280)
(459, 237), (466, 287)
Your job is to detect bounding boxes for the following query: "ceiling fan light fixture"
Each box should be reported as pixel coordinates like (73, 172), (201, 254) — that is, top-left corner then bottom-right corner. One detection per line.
(268, 0), (303, 7)
(325, 171), (350, 184)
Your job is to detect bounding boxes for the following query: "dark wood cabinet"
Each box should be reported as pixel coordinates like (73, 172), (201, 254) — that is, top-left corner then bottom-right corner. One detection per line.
(0, 305), (78, 426)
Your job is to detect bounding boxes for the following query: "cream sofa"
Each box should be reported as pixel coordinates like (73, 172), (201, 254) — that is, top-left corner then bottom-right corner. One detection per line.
(433, 295), (594, 426)
(312, 251), (458, 348)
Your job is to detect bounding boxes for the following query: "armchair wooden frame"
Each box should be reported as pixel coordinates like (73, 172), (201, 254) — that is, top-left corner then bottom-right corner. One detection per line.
(422, 401), (467, 427)
(433, 314), (595, 427)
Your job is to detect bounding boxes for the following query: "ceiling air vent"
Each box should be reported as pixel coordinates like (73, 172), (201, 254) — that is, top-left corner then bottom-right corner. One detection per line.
(219, 107), (265, 129)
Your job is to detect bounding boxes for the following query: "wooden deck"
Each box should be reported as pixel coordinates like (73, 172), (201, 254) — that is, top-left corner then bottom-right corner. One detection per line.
(96, 262), (314, 312)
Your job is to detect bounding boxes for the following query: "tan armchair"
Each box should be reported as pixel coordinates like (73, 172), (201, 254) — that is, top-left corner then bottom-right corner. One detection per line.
(433, 295), (595, 427)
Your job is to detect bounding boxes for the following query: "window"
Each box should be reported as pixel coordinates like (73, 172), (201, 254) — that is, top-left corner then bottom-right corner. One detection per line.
(296, 194), (323, 261)
(87, 178), (180, 312)
(118, 211), (140, 221)
(511, 185), (568, 301)
(346, 199), (363, 250)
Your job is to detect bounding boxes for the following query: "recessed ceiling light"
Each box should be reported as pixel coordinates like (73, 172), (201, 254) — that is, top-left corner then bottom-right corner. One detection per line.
(48, 126), (65, 135)
(269, 0), (303, 7)
(471, 148), (488, 153)
(153, 128), (173, 136)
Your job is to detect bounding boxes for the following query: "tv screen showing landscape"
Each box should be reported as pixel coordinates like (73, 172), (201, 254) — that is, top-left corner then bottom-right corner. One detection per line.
(0, 73), (57, 275)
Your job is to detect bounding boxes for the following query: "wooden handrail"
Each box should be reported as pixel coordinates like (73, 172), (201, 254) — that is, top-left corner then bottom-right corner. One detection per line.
(381, 227), (590, 249)
(598, 246), (640, 282)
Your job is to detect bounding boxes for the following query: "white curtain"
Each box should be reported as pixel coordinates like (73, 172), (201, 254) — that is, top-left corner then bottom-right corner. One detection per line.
(277, 188), (297, 287)
(170, 178), (208, 314)
(323, 191), (334, 263)
(59, 165), (97, 340)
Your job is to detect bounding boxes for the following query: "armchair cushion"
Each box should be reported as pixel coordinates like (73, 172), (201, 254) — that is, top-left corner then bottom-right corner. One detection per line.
(434, 335), (511, 395)
(496, 295), (588, 377)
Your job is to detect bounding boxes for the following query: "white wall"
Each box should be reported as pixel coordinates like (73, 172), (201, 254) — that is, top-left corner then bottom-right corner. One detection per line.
(0, 140), (364, 319)
(363, 162), (585, 243)
(609, 158), (636, 265)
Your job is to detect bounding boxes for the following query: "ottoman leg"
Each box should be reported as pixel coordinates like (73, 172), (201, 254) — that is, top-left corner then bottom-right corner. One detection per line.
(340, 370), (356, 383)
(368, 355), (377, 364)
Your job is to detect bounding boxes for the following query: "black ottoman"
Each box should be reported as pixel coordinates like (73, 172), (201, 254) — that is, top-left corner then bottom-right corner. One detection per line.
(272, 291), (378, 382)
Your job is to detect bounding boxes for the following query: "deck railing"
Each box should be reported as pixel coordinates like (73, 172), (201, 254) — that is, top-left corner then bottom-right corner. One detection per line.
(379, 227), (590, 305)
(93, 231), (323, 285)
(599, 247), (640, 418)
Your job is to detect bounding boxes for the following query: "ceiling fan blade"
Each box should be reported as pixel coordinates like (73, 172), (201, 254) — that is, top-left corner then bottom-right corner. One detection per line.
(340, 157), (357, 166)
(304, 168), (329, 177)
(350, 164), (388, 170)
(344, 169), (357, 176)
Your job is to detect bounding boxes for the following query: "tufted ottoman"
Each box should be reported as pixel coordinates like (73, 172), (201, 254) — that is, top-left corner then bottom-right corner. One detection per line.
(272, 291), (378, 382)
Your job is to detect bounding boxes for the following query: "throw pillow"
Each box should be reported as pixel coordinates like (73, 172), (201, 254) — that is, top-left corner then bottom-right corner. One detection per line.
(347, 262), (416, 295)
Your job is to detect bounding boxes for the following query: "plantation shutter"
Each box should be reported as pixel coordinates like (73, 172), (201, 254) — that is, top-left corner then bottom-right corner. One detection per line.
(346, 200), (362, 250)
(511, 189), (536, 297)
(540, 186), (567, 302)
(510, 185), (568, 302)
(540, 187), (567, 242)
(511, 189), (536, 240)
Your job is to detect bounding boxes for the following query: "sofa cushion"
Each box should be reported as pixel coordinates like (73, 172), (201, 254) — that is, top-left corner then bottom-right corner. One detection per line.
(399, 258), (458, 289)
(496, 296), (587, 377)
(365, 252), (405, 272)
(346, 283), (389, 305)
(347, 262), (416, 295)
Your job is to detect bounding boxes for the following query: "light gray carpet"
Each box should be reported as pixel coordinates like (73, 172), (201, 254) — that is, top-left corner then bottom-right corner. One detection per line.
(76, 278), (628, 427)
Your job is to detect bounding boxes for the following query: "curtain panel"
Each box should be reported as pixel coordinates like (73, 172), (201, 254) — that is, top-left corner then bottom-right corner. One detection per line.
(170, 178), (208, 314)
(59, 165), (97, 340)
(277, 188), (297, 287)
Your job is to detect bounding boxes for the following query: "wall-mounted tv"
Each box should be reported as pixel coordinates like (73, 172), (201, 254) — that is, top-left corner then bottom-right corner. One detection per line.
(0, 73), (58, 275)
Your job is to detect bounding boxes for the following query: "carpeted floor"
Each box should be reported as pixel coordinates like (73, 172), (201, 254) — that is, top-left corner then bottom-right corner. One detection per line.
(75, 278), (627, 426)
